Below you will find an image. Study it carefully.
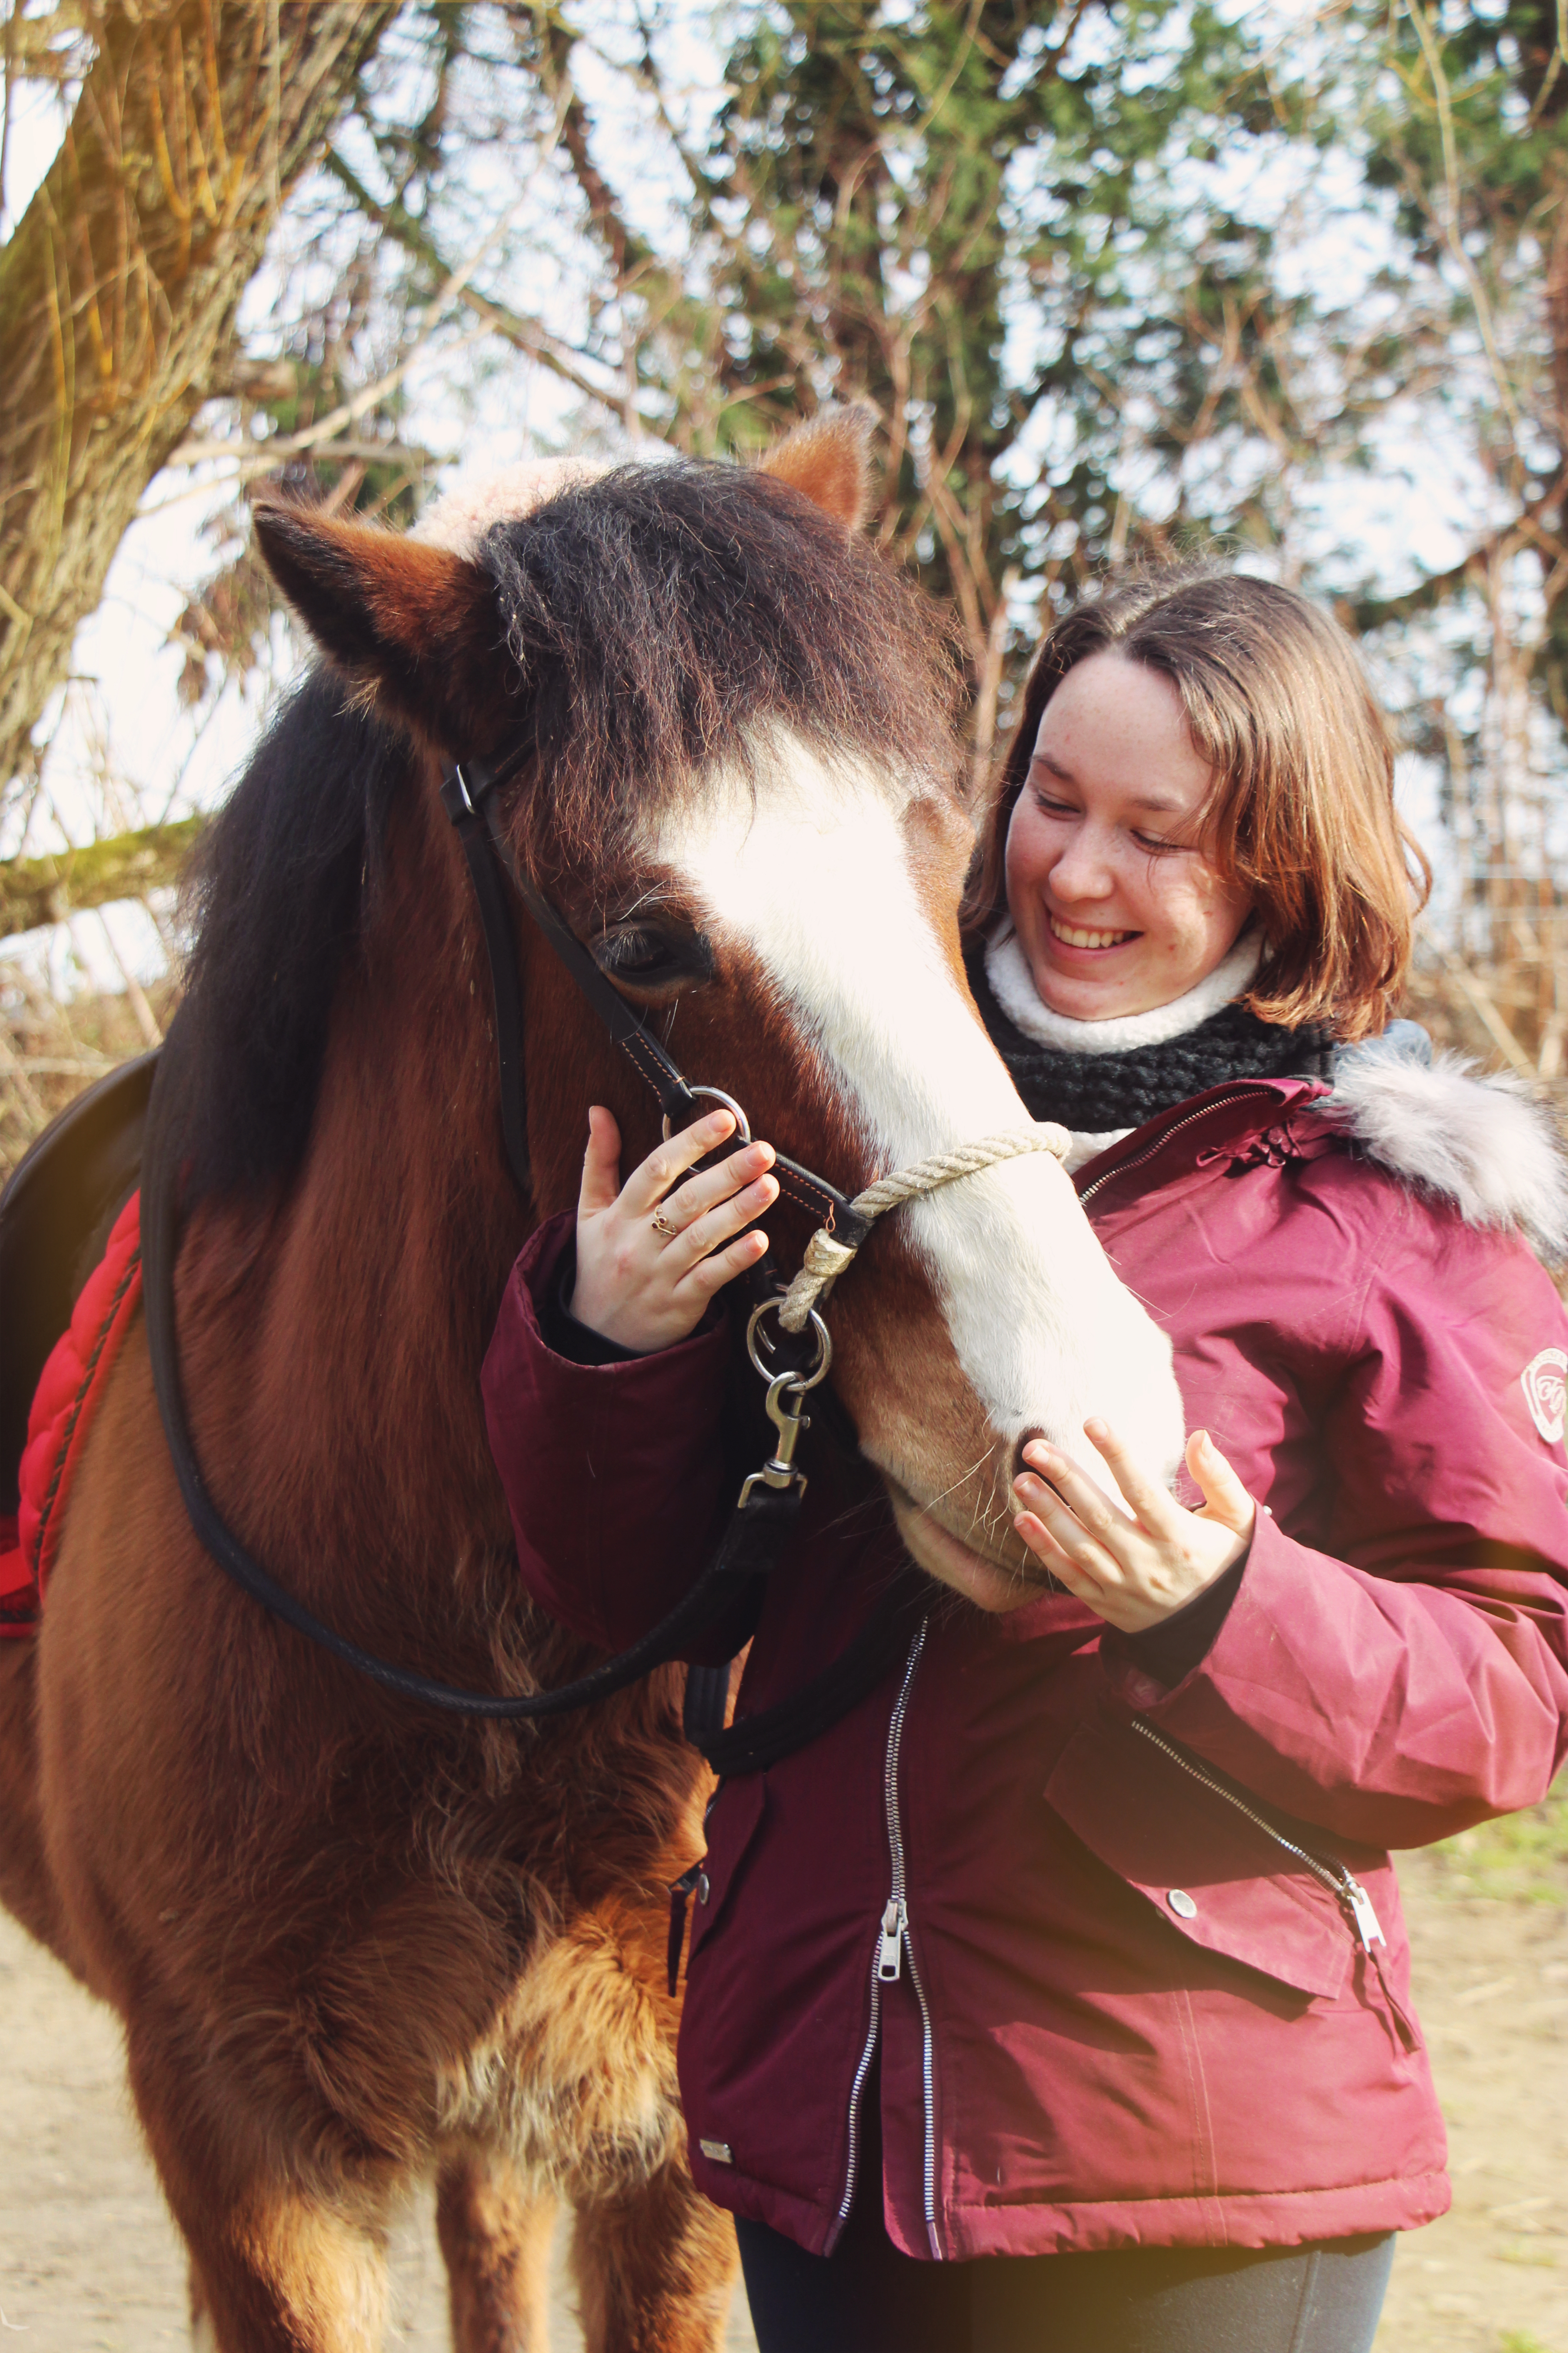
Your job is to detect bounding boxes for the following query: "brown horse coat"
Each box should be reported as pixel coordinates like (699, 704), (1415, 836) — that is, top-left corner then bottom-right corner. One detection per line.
(0, 416), (1182, 2351)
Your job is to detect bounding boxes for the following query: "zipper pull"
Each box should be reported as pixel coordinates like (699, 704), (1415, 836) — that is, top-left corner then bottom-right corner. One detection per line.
(668, 1862), (702, 1997)
(1340, 1874), (1385, 1951)
(877, 1898), (905, 1982)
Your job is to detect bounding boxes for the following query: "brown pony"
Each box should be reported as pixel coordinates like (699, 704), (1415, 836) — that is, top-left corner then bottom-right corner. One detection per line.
(0, 416), (1183, 2351)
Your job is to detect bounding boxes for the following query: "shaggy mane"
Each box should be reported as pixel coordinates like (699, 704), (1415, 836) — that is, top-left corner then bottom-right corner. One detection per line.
(171, 458), (963, 1202)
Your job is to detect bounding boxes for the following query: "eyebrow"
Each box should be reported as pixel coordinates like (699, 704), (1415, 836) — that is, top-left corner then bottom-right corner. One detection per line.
(1027, 751), (1189, 817)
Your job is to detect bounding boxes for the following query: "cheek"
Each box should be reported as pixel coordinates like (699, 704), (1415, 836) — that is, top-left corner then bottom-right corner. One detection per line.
(1166, 863), (1245, 935)
(1004, 801), (1049, 895)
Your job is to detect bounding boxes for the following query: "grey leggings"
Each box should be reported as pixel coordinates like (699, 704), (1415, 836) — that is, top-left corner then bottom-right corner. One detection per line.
(736, 2213), (1396, 2353)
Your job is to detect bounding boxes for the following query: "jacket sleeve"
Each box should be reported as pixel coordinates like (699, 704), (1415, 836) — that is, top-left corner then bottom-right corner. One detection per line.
(1102, 1205), (1568, 1848)
(481, 1214), (740, 1656)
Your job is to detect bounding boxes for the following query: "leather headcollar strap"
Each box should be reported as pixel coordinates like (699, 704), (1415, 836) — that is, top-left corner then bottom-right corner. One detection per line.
(441, 757), (873, 1250)
(138, 745), (908, 1742)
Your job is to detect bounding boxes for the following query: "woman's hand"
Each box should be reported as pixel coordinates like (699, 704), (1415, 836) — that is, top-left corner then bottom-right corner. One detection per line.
(1012, 1421), (1256, 1634)
(569, 1105), (778, 1354)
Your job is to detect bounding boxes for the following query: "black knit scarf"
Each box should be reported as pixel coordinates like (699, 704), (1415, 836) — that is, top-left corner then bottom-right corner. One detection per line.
(964, 941), (1333, 1134)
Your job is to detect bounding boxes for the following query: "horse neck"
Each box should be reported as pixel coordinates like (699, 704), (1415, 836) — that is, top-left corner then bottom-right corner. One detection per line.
(183, 782), (533, 1604)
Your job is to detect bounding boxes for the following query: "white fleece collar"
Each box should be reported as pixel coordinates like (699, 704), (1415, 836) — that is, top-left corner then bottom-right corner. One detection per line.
(985, 924), (1263, 1054)
(981, 924), (1568, 1258)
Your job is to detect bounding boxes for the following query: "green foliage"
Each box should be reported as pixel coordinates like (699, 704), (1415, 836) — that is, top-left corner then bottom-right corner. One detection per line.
(696, 0), (1276, 609)
(230, 0), (1568, 969)
(1426, 1773), (1568, 1905)
(1264, 0), (1568, 937)
(511, 0), (1296, 759)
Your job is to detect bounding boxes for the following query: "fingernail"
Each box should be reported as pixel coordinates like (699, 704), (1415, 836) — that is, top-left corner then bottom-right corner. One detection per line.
(1084, 1417), (1109, 1441)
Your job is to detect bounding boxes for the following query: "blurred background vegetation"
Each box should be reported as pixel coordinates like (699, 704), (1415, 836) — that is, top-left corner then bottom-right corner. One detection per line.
(5, 0), (1568, 1168)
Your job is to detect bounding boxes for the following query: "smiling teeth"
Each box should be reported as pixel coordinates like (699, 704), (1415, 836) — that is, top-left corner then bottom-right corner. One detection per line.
(1050, 917), (1133, 949)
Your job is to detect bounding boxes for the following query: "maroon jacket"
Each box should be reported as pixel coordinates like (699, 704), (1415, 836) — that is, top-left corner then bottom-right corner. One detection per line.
(482, 1065), (1568, 2260)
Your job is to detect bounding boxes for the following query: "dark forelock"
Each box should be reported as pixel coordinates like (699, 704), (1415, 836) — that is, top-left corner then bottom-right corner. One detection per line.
(481, 458), (963, 879)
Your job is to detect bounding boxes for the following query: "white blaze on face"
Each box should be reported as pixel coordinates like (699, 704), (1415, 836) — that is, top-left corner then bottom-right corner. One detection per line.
(652, 741), (1185, 1502)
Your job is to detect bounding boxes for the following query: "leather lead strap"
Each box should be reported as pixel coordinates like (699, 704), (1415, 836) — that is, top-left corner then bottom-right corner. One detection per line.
(139, 746), (908, 1761)
(142, 1058), (804, 1721)
(693, 1581), (924, 1779)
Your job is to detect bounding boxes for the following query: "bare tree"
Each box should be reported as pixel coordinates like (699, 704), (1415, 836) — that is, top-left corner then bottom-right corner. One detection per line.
(0, 0), (399, 798)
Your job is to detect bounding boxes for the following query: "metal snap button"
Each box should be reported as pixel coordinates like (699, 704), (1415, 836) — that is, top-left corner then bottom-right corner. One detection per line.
(1167, 1888), (1197, 1918)
(696, 1871), (710, 1905)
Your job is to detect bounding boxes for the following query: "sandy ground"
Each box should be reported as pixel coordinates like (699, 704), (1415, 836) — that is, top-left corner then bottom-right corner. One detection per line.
(0, 1845), (1562, 2352)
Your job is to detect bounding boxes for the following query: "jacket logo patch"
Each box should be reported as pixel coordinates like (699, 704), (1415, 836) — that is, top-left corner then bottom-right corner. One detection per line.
(1521, 1348), (1568, 1444)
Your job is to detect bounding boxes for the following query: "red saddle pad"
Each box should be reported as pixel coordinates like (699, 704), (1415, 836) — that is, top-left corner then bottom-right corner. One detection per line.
(0, 1191), (143, 1636)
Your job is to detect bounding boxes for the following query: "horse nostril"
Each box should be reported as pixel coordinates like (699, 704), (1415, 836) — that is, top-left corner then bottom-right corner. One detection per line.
(1012, 1429), (1046, 1485)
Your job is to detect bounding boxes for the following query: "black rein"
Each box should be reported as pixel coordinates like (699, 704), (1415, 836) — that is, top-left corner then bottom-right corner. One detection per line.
(141, 751), (915, 1757)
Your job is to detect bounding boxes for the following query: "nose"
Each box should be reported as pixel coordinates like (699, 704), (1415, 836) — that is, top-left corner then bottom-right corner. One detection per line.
(1046, 824), (1117, 902)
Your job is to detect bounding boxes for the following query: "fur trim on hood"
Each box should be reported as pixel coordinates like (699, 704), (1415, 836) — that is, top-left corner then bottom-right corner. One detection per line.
(1315, 1026), (1568, 1265)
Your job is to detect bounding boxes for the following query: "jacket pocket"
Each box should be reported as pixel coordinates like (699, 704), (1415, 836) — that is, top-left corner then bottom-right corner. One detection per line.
(688, 1772), (769, 1965)
(1045, 1718), (1386, 2001)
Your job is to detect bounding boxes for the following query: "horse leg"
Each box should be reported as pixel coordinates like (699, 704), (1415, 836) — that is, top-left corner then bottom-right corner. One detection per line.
(175, 2199), (390, 2353)
(436, 2148), (557, 2352)
(176, 2207), (389, 2353)
(569, 2157), (738, 2353)
(126, 2027), (392, 2353)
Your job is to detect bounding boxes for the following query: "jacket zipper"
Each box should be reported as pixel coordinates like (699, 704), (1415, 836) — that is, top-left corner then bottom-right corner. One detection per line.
(1130, 1718), (1386, 1951)
(836, 1617), (942, 2255)
(1078, 1087), (1282, 1206)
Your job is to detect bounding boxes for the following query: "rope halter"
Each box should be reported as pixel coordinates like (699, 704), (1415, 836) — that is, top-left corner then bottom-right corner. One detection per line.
(776, 1123), (1073, 1333)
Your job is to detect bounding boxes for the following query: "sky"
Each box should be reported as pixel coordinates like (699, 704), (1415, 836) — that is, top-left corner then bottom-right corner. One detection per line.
(0, 1), (1520, 994)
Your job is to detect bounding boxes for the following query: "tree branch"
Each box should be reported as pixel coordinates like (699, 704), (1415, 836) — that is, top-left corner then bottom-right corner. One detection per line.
(0, 815), (203, 939)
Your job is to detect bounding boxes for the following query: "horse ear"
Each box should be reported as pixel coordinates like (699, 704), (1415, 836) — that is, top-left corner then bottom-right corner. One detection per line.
(757, 404), (877, 531)
(251, 495), (499, 742)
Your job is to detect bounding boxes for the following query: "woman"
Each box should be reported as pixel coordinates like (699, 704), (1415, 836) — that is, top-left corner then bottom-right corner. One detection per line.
(483, 569), (1568, 2352)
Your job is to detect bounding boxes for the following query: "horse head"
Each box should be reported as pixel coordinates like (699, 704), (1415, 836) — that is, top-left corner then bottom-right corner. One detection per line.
(247, 415), (1185, 1602)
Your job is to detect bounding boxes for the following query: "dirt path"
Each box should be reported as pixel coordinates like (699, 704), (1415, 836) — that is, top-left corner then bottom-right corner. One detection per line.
(0, 1839), (1562, 2352)
(0, 1909), (756, 2353)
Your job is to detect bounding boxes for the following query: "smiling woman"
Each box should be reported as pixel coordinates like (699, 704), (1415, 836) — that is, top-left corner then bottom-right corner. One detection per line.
(482, 561), (1568, 2353)
(972, 568), (1430, 1041)
(1003, 655), (1253, 1021)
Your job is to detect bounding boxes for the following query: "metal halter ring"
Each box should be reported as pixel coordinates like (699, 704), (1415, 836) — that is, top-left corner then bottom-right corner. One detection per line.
(662, 1084), (752, 1144)
(746, 1298), (832, 1391)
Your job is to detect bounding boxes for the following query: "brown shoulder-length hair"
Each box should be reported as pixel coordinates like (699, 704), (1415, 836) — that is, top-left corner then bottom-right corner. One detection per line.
(963, 565), (1430, 1042)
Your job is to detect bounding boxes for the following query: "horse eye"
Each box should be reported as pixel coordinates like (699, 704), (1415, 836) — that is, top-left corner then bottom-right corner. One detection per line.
(592, 925), (711, 994)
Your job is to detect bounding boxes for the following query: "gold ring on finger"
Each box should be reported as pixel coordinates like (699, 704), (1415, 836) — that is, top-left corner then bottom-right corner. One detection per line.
(651, 1208), (679, 1239)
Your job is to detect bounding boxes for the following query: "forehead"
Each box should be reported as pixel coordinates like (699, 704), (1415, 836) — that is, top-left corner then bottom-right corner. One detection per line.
(1033, 653), (1212, 814)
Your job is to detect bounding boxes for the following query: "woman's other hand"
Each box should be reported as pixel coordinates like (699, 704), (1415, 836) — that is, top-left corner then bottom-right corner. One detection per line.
(569, 1105), (778, 1354)
(1012, 1421), (1256, 1632)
